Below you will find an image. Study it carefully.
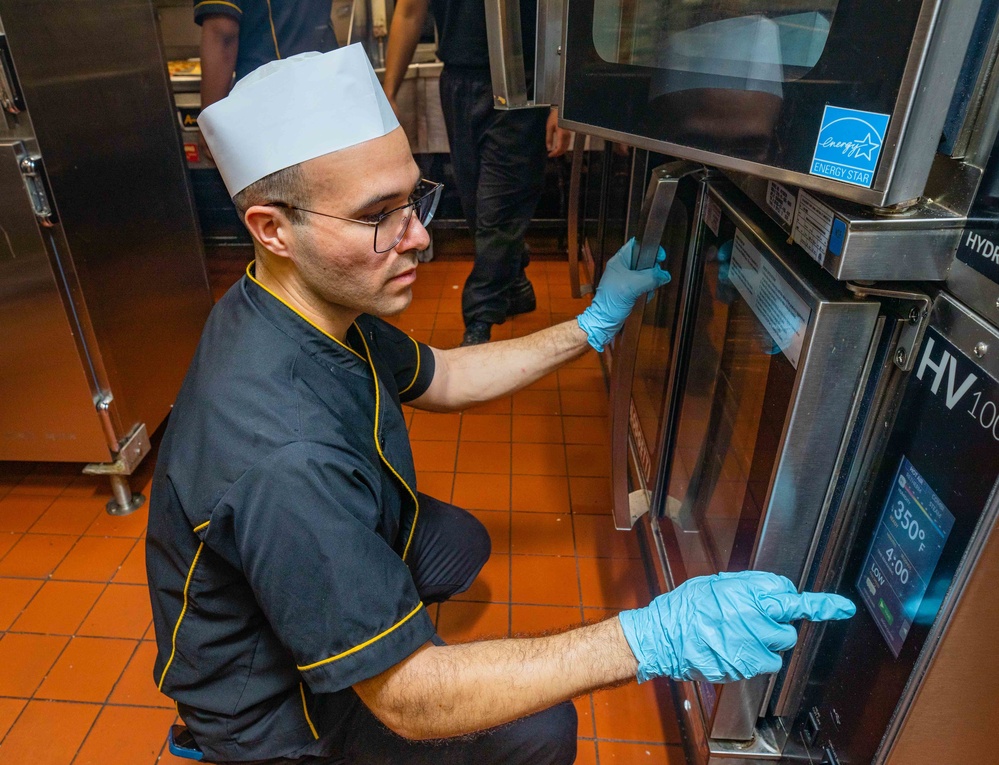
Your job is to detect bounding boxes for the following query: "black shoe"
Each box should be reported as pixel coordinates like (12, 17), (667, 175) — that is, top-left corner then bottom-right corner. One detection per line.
(461, 321), (492, 346)
(506, 276), (537, 317)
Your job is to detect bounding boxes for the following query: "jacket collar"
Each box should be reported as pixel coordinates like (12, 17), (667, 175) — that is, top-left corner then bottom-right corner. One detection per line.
(241, 263), (371, 376)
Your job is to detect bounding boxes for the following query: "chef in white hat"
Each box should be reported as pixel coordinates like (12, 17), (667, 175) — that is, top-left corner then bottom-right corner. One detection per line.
(145, 44), (854, 765)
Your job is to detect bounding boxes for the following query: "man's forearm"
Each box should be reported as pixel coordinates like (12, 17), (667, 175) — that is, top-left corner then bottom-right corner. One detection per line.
(199, 19), (239, 109)
(383, 0), (428, 101)
(417, 319), (590, 412)
(355, 617), (637, 740)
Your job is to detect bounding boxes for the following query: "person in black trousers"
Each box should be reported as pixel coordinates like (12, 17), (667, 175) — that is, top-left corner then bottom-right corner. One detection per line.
(383, 0), (572, 345)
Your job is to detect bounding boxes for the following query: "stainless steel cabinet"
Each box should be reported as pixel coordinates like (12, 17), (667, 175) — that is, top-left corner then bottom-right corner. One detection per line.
(0, 1), (212, 511)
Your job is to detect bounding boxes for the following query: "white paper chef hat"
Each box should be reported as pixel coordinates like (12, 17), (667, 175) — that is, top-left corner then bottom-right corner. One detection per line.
(198, 44), (400, 197)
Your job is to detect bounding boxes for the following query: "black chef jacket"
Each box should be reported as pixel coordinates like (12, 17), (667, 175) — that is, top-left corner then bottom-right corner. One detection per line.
(146, 266), (437, 762)
(193, 0), (338, 83)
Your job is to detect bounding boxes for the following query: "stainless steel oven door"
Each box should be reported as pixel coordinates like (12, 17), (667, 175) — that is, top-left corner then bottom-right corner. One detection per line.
(651, 180), (882, 745)
(560, 0), (986, 208)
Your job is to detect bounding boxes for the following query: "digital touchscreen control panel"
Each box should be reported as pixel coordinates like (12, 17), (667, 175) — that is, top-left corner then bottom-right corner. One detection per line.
(857, 457), (955, 657)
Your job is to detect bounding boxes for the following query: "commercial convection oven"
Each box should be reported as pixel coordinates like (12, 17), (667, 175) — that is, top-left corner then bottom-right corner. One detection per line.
(610, 161), (999, 764)
(611, 173), (914, 757)
(560, 0), (998, 210)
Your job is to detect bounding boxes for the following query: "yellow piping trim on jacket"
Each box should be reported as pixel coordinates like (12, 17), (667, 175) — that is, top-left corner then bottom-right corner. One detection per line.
(300, 682), (319, 739)
(265, 0), (281, 59)
(194, 520), (210, 533)
(245, 262), (364, 361)
(355, 325), (420, 561)
(194, 0), (243, 14)
(398, 336), (422, 396)
(158, 527), (210, 690)
(297, 602), (425, 671)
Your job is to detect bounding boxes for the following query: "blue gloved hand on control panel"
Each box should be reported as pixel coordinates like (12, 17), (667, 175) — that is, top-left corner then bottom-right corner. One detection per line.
(577, 237), (671, 352)
(618, 571), (856, 683)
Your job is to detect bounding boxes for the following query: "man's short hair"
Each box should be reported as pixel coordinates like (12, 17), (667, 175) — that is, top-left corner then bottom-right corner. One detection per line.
(233, 163), (308, 225)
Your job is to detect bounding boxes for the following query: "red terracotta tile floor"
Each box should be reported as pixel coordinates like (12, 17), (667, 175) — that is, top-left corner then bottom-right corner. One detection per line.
(0, 256), (684, 764)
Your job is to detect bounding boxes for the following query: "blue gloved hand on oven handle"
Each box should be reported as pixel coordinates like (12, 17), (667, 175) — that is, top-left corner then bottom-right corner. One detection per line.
(577, 237), (671, 352)
(618, 571), (856, 684)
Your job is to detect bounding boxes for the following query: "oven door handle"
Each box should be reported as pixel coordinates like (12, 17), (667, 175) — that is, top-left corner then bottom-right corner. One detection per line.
(632, 161), (702, 270)
(484, 0), (562, 109)
(609, 160), (701, 530)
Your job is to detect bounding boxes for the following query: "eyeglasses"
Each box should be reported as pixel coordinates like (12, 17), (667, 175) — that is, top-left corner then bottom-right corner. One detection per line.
(266, 179), (442, 254)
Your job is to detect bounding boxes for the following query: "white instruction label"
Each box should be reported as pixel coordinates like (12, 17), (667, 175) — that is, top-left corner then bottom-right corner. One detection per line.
(791, 191), (834, 264)
(703, 194), (721, 236)
(730, 230), (812, 368)
(766, 181), (796, 228)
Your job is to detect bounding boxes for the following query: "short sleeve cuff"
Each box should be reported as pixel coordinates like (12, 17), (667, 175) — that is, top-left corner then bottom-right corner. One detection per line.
(194, 1), (243, 24)
(399, 341), (436, 403)
(298, 603), (436, 693)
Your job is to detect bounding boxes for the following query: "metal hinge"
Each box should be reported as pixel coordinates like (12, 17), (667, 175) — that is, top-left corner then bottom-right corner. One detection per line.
(83, 394), (151, 475)
(847, 283), (933, 371)
(17, 148), (56, 227)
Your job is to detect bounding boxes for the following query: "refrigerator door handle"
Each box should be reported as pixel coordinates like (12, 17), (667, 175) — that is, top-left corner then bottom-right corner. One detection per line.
(0, 34), (24, 114)
(567, 142), (593, 299)
(484, 0), (530, 109)
(485, 0), (562, 109)
(609, 160), (701, 530)
(533, 0), (565, 106)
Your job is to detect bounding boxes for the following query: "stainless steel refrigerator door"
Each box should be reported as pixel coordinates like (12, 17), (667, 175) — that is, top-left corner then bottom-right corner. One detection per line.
(653, 180), (881, 742)
(0, 0), (212, 449)
(560, 0), (984, 208)
(0, 142), (110, 462)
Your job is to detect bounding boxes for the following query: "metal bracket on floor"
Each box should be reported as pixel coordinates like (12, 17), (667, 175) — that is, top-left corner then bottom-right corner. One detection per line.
(847, 283), (933, 371)
(83, 412), (151, 516)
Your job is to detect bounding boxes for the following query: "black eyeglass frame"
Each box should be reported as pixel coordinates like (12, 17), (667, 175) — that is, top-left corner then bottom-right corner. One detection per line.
(266, 179), (443, 253)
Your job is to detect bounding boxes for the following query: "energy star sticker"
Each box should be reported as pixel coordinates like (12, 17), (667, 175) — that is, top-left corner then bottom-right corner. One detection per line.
(852, 132), (881, 161)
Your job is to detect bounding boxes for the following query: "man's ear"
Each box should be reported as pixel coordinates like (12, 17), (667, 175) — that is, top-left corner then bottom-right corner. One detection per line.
(243, 205), (296, 260)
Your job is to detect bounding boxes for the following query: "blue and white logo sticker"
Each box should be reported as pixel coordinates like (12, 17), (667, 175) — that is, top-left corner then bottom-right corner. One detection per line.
(810, 105), (890, 188)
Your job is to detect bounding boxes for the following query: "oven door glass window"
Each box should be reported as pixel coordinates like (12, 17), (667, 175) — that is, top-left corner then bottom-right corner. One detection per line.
(564, 0), (929, 193)
(661, 219), (796, 582)
(594, 3), (835, 77)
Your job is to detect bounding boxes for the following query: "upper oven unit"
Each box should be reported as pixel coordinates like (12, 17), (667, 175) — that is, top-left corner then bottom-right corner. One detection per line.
(560, 0), (999, 211)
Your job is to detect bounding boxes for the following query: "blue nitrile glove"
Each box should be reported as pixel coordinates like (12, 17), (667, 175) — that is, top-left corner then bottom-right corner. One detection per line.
(618, 571), (856, 683)
(577, 237), (672, 351)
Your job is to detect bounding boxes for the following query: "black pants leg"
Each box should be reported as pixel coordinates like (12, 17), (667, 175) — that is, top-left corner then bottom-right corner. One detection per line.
(439, 67), (548, 327)
(338, 698), (578, 765)
(229, 699), (577, 765)
(407, 493), (491, 605)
